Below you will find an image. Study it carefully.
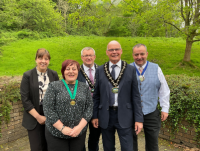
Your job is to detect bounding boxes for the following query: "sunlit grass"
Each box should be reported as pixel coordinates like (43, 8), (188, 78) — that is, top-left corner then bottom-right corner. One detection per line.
(0, 35), (200, 76)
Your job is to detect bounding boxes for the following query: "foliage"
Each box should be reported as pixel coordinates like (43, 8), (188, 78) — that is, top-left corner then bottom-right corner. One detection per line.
(120, 0), (181, 37)
(1, 0), (196, 39)
(0, 0), (64, 33)
(64, 0), (115, 36)
(164, 74), (200, 143)
(0, 30), (67, 47)
(0, 81), (21, 134)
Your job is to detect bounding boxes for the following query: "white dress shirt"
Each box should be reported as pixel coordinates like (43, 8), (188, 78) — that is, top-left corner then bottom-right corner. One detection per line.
(83, 64), (96, 85)
(109, 60), (122, 106)
(135, 62), (170, 113)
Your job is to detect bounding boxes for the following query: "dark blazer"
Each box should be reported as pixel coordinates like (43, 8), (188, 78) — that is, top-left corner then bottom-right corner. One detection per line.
(93, 63), (143, 129)
(77, 70), (86, 83)
(20, 67), (59, 130)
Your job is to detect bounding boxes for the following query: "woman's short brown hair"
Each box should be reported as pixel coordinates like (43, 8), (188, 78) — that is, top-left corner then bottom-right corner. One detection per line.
(61, 60), (80, 79)
(35, 48), (51, 60)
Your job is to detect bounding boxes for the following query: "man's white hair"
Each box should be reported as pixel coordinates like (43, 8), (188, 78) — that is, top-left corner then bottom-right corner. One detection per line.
(81, 47), (96, 55)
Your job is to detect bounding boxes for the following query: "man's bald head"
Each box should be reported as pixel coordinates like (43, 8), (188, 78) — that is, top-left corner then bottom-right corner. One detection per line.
(107, 40), (121, 50)
(106, 40), (122, 64)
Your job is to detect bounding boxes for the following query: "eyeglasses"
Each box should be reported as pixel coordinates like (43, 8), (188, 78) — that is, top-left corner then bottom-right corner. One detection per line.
(107, 48), (121, 52)
(82, 55), (95, 58)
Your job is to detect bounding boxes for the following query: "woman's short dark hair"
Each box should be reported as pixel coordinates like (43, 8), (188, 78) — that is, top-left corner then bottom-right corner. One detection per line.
(61, 60), (80, 79)
(35, 48), (51, 60)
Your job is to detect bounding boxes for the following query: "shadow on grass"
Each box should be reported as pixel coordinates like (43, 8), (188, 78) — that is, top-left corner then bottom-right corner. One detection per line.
(173, 60), (199, 70)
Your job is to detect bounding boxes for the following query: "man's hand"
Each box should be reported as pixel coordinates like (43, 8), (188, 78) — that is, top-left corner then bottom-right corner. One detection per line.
(161, 112), (168, 121)
(91, 119), (99, 128)
(135, 122), (143, 135)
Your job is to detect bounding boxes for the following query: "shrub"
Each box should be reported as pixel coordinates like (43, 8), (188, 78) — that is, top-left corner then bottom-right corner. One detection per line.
(0, 81), (21, 135)
(163, 74), (200, 143)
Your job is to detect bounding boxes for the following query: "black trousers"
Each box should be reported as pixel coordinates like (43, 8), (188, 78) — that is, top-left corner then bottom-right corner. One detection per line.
(45, 128), (86, 151)
(133, 108), (161, 151)
(27, 106), (48, 151)
(82, 120), (101, 151)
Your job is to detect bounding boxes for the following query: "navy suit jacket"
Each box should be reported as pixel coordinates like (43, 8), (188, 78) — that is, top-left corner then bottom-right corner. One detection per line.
(93, 63), (143, 129)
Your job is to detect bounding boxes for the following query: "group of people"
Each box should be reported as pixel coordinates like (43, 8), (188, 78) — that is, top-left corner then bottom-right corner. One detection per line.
(20, 40), (170, 151)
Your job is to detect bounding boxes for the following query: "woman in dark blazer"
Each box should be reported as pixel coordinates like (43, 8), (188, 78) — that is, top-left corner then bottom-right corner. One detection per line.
(20, 48), (59, 151)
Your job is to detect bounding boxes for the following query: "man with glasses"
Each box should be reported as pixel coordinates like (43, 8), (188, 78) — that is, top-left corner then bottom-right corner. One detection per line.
(92, 41), (143, 151)
(77, 47), (101, 151)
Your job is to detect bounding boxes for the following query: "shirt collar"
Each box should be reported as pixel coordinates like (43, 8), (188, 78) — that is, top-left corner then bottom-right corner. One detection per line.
(134, 61), (147, 70)
(36, 68), (47, 76)
(109, 60), (121, 69)
(83, 64), (95, 71)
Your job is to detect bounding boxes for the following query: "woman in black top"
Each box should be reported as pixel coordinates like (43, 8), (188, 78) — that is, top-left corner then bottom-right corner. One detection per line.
(20, 48), (59, 151)
(43, 59), (93, 151)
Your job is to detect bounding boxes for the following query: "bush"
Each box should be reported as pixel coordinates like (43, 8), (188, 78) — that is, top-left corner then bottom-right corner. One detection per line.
(17, 30), (31, 39)
(163, 74), (200, 143)
(0, 81), (21, 135)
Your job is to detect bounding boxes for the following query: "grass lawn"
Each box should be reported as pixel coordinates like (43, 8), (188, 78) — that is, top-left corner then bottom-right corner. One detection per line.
(0, 35), (200, 76)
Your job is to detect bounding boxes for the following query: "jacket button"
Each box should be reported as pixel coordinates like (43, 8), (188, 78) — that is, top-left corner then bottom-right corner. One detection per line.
(141, 94), (142, 96)
(107, 109), (109, 110)
(141, 100), (143, 102)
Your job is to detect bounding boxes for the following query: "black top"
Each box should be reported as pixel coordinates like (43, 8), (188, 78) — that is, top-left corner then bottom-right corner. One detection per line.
(43, 80), (93, 139)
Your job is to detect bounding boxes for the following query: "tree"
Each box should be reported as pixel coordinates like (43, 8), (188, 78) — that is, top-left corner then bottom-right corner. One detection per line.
(122, 0), (200, 61)
(157, 0), (200, 62)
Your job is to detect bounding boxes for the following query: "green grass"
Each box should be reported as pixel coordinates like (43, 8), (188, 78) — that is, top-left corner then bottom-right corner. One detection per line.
(0, 35), (200, 76)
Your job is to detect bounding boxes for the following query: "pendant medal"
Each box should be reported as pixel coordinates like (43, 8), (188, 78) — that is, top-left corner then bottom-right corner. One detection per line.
(91, 88), (95, 93)
(112, 87), (119, 93)
(70, 99), (76, 106)
(139, 75), (145, 82)
(62, 79), (78, 106)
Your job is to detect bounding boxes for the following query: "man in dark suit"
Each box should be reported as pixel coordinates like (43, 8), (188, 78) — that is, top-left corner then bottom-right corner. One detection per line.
(77, 47), (101, 151)
(91, 41), (143, 151)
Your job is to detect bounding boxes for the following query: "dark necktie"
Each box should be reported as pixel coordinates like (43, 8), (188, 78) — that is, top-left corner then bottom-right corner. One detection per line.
(111, 65), (117, 80)
(109, 65), (117, 106)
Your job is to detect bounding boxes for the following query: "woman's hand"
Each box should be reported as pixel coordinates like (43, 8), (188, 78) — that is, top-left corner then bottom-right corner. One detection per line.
(29, 108), (46, 125)
(62, 127), (73, 136)
(69, 118), (87, 137)
(36, 115), (46, 125)
(69, 125), (82, 137)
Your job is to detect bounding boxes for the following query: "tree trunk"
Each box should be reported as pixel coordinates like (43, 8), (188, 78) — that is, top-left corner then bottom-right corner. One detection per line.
(183, 39), (193, 62)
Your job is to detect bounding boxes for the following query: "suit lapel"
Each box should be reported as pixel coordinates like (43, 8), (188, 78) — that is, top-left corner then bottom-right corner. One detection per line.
(32, 68), (39, 108)
(118, 63), (128, 94)
(47, 69), (54, 82)
(102, 68), (110, 98)
(118, 70), (126, 94)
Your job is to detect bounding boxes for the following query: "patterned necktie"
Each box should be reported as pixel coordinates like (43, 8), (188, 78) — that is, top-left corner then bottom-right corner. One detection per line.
(89, 68), (94, 84)
(139, 67), (143, 74)
(109, 65), (117, 106)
